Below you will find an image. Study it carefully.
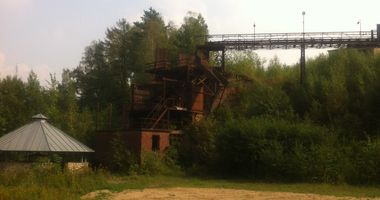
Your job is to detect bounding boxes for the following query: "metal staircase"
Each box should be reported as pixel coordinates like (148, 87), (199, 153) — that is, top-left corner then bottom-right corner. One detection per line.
(196, 51), (229, 112)
(143, 97), (168, 129)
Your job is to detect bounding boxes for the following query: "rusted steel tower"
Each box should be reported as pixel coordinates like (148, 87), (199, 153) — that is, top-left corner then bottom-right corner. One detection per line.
(95, 47), (229, 163)
(130, 47), (228, 130)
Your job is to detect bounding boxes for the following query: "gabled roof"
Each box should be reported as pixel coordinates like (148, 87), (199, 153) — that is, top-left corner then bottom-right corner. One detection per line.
(0, 114), (94, 153)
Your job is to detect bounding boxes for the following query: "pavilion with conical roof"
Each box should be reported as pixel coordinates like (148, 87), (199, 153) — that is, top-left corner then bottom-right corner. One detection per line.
(0, 114), (93, 164)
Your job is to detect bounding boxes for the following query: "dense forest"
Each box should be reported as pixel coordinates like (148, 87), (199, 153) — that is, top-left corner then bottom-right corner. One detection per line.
(1, 8), (380, 184)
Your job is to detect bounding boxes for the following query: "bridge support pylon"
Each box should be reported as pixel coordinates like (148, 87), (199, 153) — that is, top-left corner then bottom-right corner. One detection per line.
(300, 44), (306, 84)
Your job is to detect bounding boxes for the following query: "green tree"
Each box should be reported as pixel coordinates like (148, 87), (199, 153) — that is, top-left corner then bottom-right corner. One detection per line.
(131, 8), (169, 82)
(175, 12), (208, 54)
(0, 76), (26, 135)
(74, 41), (109, 109)
(73, 8), (175, 129)
(24, 71), (45, 117)
(104, 19), (132, 105)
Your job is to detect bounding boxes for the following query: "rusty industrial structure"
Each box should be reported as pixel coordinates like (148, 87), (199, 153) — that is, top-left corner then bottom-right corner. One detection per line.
(96, 47), (229, 163)
(129, 49), (228, 131)
(96, 26), (380, 165)
(128, 48), (228, 149)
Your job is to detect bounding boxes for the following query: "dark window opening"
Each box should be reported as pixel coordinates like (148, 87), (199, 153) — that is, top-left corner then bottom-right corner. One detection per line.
(152, 135), (160, 151)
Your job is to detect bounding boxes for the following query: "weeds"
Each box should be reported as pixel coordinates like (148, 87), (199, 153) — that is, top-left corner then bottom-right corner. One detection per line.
(0, 164), (110, 200)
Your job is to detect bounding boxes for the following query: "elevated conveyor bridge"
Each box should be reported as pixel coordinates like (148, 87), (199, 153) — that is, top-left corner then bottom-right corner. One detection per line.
(204, 31), (379, 50)
(199, 28), (380, 84)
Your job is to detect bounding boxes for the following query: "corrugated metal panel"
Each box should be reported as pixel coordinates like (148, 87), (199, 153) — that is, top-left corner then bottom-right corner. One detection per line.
(0, 114), (94, 153)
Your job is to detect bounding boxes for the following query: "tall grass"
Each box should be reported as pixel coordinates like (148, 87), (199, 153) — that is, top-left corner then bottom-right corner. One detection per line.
(0, 164), (110, 200)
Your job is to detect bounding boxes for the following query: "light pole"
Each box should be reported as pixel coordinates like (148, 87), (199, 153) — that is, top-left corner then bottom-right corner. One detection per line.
(253, 22), (256, 48)
(357, 19), (362, 36)
(300, 11), (306, 84)
(302, 11), (305, 38)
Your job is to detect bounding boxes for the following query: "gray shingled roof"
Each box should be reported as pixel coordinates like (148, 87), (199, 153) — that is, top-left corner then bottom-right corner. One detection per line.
(0, 114), (94, 153)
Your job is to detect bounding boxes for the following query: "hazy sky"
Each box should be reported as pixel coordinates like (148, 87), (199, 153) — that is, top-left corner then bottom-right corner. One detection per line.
(1, 0), (379, 85)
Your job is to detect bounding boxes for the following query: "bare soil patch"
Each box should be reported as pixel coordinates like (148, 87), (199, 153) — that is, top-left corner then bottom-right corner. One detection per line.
(97, 187), (378, 200)
(81, 189), (112, 199)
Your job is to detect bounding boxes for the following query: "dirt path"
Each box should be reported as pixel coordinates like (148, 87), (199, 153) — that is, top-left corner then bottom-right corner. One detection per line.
(82, 187), (379, 200)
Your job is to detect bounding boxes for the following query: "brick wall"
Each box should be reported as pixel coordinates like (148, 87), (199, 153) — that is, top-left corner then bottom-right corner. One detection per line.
(140, 130), (170, 153)
(95, 130), (171, 166)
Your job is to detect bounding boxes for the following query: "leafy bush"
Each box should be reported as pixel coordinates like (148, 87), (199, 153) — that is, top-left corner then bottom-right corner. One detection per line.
(213, 117), (340, 182)
(304, 49), (380, 135)
(108, 133), (138, 173)
(138, 150), (182, 176)
(179, 118), (217, 171)
(179, 114), (380, 184)
(345, 139), (380, 184)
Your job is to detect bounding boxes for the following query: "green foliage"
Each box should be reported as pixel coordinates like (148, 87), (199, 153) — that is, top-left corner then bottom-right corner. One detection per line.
(229, 84), (294, 119)
(105, 133), (180, 176)
(139, 151), (168, 175)
(3, 7), (380, 186)
(179, 118), (217, 170)
(0, 8), (212, 178)
(175, 11), (208, 54)
(305, 49), (379, 135)
(177, 48), (380, 184)
(179, 114), (380, 184)
(111, 150), (180, 176)
(213, 117), (337, 181)
(108, 133), (137, 173)
(0, 165), (109, 200)
(72, 8), (170, 128)
(70, 8), (210, 130)
(344, 139), (380, 184)
(0, 76), (28, 135)
(225, 50), (265, 83)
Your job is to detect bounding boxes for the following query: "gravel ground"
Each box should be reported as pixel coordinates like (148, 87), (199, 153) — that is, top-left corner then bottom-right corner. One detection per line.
(82, 187), (378, 200)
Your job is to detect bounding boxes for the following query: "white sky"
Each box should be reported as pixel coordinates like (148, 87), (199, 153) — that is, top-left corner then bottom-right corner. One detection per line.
(1, 0), (379, 85)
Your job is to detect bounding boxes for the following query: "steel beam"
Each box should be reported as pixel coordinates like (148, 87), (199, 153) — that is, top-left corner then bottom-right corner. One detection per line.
(200, 30), (380, 85)
(204, 31), (380, 50)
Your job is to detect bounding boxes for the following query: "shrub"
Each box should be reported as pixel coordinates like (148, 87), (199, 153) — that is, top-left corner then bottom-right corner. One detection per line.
(138, 150), (181, 176)
(345, 139), (380, 184)
(213, 117), (343, 182)
(178, 118), (217, 171)
(109, 132), (138, 173)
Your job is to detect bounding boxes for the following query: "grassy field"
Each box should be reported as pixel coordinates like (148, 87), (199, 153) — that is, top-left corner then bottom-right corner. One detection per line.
(1, 167), (380, 200)
(0, 165), (110, 200)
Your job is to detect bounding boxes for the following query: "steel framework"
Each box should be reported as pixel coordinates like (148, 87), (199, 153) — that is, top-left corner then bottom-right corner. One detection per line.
(203, 31), (379, 50)
(200, 30), (380, 84)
